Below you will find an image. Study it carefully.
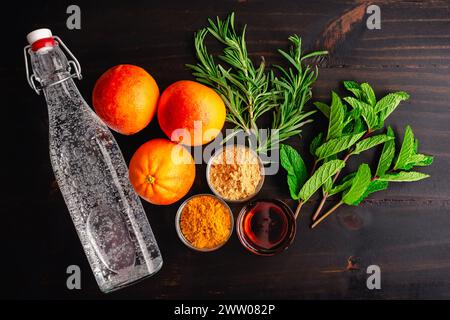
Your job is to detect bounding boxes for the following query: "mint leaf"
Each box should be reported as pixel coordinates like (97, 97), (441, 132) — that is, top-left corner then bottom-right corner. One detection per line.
(348, 106), (362, 120)
(315, 132), (365, 160)
(408, 154), (434, 167)
(394, 125), (415, 170)
(342, 163), (372, 205)
(314, 102), (330, 119)
(375, 92), (410, 120)
(287, 176), (301, 200)
(328, 173), (356, 196)
(327, 92), (345, 140)
(352, 180), (389, 205)
(280, 144), (308, 200)
(351, 134), (394, 155)
(351, 117), (365, 135)
(401, 154), (434, 170)
(323, 177), (333, 195)
(310, 132), (324, 157)
(299, 160), (345, 202)
(376, 126), (396, 176)
(343, 80), (363, 100)
(393, 129), (433, 170)
(361, 108), (378, 130)
(344, 97), (378, 129)
(361, 83), (376, 106)
(378, 171), (430, 182)
(342, 107), (361, 132)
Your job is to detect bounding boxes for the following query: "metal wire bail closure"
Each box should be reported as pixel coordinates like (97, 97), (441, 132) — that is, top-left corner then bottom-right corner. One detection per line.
(24, 35), (83, 95)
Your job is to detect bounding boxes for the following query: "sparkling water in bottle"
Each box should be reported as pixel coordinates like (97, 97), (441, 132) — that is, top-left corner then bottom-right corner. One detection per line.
(24, 29), (163, 293)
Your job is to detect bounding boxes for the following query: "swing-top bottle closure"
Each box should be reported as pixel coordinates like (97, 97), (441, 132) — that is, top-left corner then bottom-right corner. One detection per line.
(24, 28), (82, 95)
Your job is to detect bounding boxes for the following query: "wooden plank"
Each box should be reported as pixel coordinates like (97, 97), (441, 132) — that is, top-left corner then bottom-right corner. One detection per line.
(12, 200), (450, 299)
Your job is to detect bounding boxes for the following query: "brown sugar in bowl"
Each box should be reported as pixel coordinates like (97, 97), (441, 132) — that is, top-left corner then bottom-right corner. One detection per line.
(206, 145), (265, 203)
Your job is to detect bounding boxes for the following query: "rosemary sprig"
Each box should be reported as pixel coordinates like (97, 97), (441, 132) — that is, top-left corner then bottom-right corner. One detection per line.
(269, 35), (325, 151)
(187, 12), (327, 154)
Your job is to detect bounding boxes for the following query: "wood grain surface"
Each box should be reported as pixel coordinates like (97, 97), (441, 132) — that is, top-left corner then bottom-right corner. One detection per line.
(2, 0), (449, 299)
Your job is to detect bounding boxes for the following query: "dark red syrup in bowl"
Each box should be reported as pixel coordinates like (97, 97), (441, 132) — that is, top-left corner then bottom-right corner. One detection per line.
(237, 199), (296, 256)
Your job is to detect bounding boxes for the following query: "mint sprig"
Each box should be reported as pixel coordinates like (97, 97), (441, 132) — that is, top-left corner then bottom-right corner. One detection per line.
(279, 81), (433, 229)
(311, 125), (433, 228)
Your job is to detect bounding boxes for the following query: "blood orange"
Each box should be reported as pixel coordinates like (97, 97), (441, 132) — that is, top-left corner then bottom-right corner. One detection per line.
(157, 80), (226, 146)
(129, 139), (195, 205)
(93, 64), (159, 135)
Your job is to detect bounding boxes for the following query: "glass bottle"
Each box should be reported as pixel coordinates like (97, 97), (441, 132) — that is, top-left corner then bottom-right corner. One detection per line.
(24, 29), (163, 293)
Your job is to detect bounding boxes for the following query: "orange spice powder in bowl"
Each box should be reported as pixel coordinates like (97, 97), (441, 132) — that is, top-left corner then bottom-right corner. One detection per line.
(175, 194), (234, 252)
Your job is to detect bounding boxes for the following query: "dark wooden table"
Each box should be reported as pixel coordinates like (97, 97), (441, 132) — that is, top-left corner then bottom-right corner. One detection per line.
(3, 0), (450, 299)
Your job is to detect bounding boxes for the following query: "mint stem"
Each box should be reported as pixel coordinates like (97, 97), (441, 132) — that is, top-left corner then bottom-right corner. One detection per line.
(310, 159), (319, 175)
(294, 200), (304, 219)
(312, 197), (327, 221)
(311, 201), (344, 229)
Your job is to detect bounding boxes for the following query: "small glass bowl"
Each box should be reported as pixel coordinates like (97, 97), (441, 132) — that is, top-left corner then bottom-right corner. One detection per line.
(206, 144), (265, 203)
(175, 194), (234, 252)
(236, 199), (296, 256)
